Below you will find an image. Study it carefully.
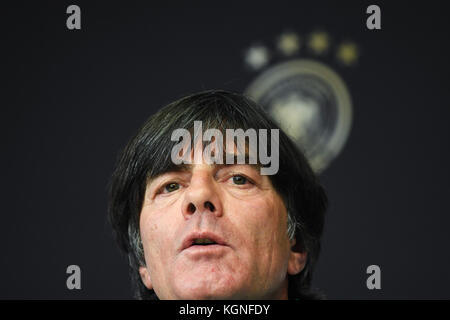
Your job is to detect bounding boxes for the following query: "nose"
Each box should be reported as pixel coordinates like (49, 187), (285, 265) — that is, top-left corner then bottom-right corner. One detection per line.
(181, 171), (223, 219)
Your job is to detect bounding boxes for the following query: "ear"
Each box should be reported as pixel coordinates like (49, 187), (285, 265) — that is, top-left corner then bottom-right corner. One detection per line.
(138, 266), (153, 290)
(287, 239), (308, 275)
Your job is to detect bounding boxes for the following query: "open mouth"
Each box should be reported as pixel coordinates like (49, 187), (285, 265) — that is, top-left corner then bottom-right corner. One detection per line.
(184, 237), (226, 256)
(181, 232), (228, 253)
(191, 238), (218, 246)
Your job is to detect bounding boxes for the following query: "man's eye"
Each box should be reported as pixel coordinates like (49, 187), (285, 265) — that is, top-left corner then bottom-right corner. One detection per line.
(163, 182), (180, 193)
(232, 175), (248, 185)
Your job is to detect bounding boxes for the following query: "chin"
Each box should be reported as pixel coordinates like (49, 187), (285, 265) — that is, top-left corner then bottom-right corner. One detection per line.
(178, 290), (245, 300)
(172, 276), (246, 300)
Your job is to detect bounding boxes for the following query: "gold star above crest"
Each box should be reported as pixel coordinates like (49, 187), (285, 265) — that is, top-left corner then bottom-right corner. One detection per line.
(336, 42), (359, 66)
(307, 31), (330, 55)
(277, 32), (300, 56)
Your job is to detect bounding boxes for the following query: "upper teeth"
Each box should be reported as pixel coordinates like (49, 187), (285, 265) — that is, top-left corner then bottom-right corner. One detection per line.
(194, 238), (215, 244)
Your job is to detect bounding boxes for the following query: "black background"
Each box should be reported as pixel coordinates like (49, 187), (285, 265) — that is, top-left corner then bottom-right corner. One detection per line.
(2, 1), (449, 299)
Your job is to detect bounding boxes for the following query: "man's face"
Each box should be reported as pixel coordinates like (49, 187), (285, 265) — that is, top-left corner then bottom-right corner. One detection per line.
(138, 150), (305, 299)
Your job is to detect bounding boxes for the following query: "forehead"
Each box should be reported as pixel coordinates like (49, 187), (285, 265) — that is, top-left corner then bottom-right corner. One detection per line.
(151, 133), (263, 176)
(145, 114), (276, 183)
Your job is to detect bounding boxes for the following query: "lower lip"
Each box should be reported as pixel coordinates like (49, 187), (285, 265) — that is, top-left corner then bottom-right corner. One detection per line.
(183, 244), (228, 257)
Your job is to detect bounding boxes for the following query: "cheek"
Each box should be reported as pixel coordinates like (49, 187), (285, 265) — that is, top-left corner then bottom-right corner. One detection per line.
(238, 196), (282, 233)
(139, 206), (175, 268)
(223, 193), (291, 291)
(225, 193), (288, 252)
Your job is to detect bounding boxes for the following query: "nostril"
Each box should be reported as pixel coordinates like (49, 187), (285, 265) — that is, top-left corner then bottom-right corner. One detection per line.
(204, 201), (215, 212)
(188, 203), (196, 214)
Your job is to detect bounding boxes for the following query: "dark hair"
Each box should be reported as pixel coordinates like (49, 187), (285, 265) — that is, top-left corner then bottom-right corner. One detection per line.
(108, 89), (328, 299)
